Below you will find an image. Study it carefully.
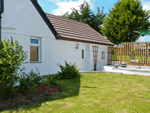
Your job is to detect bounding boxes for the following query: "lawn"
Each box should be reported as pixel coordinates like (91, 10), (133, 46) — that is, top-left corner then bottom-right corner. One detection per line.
(2, 73), (150, 113)
(112, 54), (150, 63)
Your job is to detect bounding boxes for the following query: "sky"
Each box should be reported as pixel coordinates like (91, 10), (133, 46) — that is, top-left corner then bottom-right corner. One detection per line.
(37, 0), (150, 42)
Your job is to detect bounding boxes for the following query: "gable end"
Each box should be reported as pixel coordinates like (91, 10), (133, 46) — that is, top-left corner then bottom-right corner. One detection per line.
(31, 0), (59, 38)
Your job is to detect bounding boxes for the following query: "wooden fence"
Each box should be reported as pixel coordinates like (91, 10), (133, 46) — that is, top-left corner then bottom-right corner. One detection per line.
(108, 42), (150, 66)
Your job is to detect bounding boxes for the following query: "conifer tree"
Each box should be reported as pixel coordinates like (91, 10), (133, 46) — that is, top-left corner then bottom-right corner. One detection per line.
(101, 0), (150, 44)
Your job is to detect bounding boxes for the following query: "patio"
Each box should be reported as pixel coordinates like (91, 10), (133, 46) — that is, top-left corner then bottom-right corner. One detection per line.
(108, 42), (150, 66)
(104, 41), (150, 76)
(102, 65), (150, 76)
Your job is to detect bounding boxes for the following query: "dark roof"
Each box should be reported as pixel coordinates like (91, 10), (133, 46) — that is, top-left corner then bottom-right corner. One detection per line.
(46, 14), (113, 45)
(31, 0), (113, 45)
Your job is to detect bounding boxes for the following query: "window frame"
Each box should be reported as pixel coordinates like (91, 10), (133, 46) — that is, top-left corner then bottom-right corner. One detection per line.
(30, 37), (41, 63)
(101, 51), (105, 59)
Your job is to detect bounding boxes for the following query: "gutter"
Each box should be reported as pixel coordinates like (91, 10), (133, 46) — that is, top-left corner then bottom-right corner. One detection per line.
(0, 0), (4, 41)
(58, 36), (114, 46)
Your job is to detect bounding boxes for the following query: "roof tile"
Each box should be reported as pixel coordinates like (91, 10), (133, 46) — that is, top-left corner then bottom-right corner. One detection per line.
(46, 13), (113, 45)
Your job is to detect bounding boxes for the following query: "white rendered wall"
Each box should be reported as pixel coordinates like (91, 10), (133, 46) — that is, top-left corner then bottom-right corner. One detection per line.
(89, 44), (108, 71)
(1, 0), (108, 75)
(97, 45), (108, 70)
(2, 32), (108, 75)
(1, 32), (88, 75)
(2, 0), (54, 38)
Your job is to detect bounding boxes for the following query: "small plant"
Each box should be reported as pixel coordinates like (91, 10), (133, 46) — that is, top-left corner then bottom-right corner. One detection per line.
(41, 74), (53, 86)
(19, 72), (30, 93)
(57, 61), (81, 79)
(30, 83), (38, 93)
(19, 68), (41, 93)
(37, 85), (62, 96)
(28, 68), (41, 85)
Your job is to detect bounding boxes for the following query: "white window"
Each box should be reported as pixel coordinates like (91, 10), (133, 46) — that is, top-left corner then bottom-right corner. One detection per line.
(101, 51), (105, 59)
(30, 37), (41, 62)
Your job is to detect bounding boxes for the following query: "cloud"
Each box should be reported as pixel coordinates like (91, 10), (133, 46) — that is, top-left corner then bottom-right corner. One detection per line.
(142, 0), (150, 11)
(47, 0), (95, 15)
(136, 36), (146, 42)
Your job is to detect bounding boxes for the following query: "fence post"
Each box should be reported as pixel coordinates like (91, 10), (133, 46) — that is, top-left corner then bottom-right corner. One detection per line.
(145, 42), (147, 65)
(127, 42), (128, 63)
(148, 42), (149, 65)
(146, 42), (148, 65)
(120, 46), (122, 64)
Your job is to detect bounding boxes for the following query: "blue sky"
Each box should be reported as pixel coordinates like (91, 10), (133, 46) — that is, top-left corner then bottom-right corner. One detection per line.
(37, 0), (150, 42)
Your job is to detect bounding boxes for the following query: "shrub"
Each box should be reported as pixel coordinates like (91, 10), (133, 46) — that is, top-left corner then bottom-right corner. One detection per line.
(28, 68), (41, 85)
(19, 68), (41, 93)
(19, 71), (30, 93)
(30, 83), (38, 93)
(41, 74), (53, 86)
(0, 37), (28, 98)
(57, 61), (81, 79)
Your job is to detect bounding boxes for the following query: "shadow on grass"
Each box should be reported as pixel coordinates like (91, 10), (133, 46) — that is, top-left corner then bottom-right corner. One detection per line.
(81, 86), (97, 88)
(1, 75), (81, 112)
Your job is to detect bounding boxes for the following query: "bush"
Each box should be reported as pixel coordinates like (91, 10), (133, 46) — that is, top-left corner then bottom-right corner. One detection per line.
(19, 71), (30, 93)
(57, 61), (81, 79)
(19, 68), (41, 93)
(41, 74), (53, 86)
(0, 37), (27, 98)
(28, 68), (41, 85)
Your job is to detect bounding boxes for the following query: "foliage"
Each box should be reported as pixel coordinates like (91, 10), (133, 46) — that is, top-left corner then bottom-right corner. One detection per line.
(0, 37), (28, 98)
(28, 68), (41, 85)
(37, 85), (62, 96)
(30, 83), (38, 93)
(57, 61), (81, 79)
(19, 71), (30, 93)
(112, 53), (118, 61)
(101, 0), (150, 44)
(18, 68), (41, 93)
(63, 2), (107, 34)
(41, 74), (53, 86)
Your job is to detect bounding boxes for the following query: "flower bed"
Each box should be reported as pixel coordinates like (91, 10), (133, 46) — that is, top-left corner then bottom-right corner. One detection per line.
(0, 81), (62, 110)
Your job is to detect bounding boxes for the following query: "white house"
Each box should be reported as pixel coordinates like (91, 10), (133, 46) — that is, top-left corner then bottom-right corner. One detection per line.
(1, 0), (113, 75)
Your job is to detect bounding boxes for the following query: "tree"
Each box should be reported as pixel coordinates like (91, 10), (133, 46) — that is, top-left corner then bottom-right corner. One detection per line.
(63, 2), (107, 34)
(101, 0), (150, 45)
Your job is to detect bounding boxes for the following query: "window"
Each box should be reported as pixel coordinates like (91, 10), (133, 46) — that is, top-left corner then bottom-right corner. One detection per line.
(82, 49), (84, 59)
(30, 37), (41, 62)
(101, 51), (105, 59)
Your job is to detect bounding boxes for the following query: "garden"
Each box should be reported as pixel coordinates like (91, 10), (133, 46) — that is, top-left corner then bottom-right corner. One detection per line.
(0, 37), (80, 112)
(2, 73), (150, 113)
(1, 38), (150, 113)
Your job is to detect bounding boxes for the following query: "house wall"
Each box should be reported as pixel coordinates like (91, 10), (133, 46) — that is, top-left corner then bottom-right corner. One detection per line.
(89, 44), (108, 71)
(1, 0), (108, 75)
(2, 32), (108, 75)
(2, 0), (54, 38)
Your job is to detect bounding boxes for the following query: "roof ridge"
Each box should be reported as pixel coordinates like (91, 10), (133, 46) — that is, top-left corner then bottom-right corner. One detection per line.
(46, 13), (89, 26)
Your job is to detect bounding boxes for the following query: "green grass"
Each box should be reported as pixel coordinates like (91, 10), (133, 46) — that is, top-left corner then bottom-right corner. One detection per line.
(112, 54), (150, 63)
(2, 73), (150, 113)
